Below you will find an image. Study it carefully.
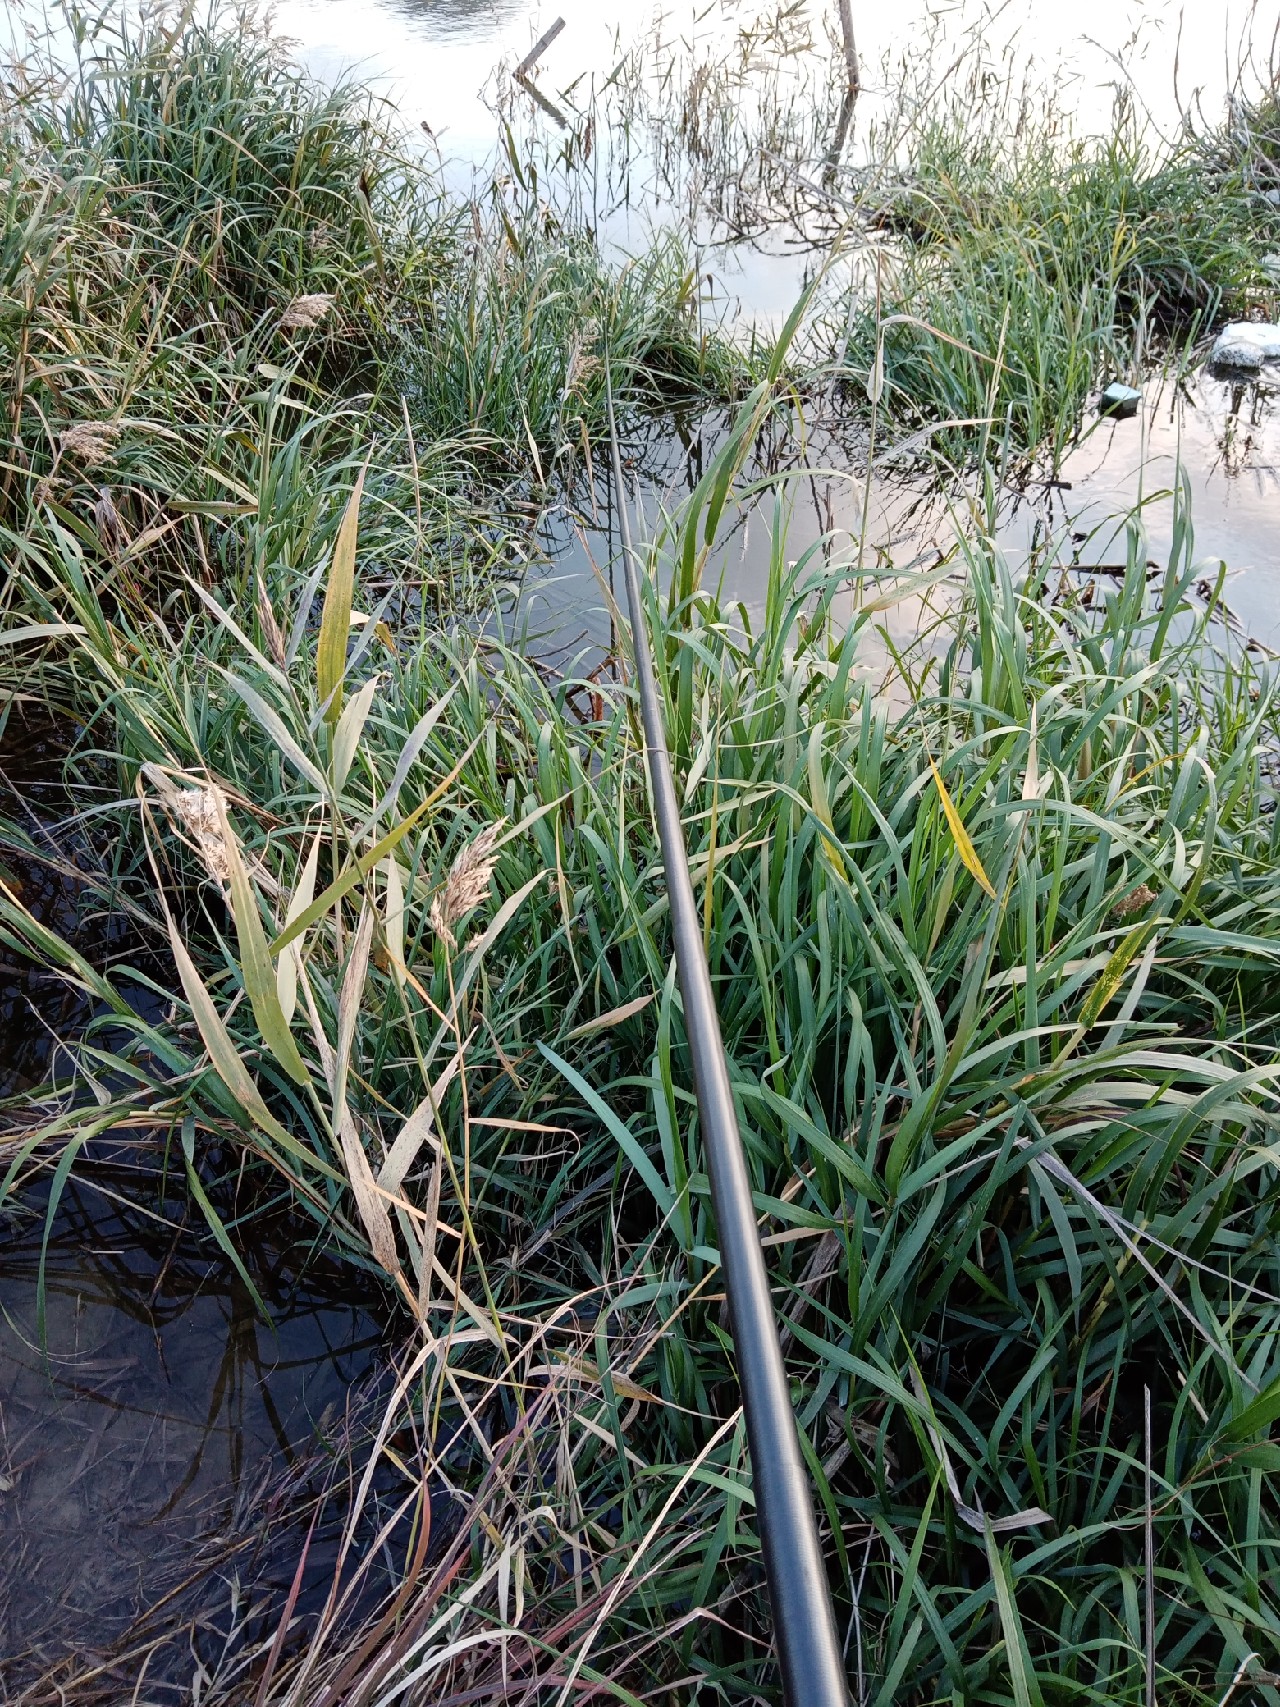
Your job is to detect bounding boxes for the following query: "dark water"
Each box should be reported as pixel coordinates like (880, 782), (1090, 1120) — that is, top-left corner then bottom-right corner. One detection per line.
(0, 714), (114, 1099)
(0, 1148), (384, 1691)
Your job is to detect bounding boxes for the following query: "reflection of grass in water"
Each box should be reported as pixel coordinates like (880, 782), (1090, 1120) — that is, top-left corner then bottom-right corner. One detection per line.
(488, 0), (850, 250)
(5, 7), (1280, 1706)
(0, 1149), (386, 1694)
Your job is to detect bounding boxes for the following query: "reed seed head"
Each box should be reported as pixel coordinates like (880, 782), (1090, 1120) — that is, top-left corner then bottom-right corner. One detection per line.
(429, 821), (504, 950)
(60, 421), (121, 465)
(144, 768), (232, 887)
(93, 486), (127, 557)
(173, 787), (231, 887)
(256, 575), (288, 667)
(279, 292), (336, 330)
(1114, 882), (1157, 917)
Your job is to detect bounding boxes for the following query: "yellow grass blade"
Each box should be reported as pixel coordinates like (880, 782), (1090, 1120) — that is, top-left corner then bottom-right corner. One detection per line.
(565, 992), (656, 1039)
(928, 753), (996, 899)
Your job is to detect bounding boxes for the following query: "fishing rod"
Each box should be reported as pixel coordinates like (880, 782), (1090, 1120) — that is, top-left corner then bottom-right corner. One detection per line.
(606, 387), (850, 1707)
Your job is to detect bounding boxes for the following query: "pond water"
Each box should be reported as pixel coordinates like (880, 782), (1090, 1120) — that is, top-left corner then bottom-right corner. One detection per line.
(0, 1147), (385, 1690)
(272, 0), (1280, 651)
(0, 723), (389, 1689)
(277, 0), (1262, 194)
(514, 363), (1280, 681)
(269, 0), (1268, 348)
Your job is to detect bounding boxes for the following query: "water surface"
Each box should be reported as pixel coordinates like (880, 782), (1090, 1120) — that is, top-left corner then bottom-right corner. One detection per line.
(0, 1148), (384, 1687)
(277, 0), (1262, 189)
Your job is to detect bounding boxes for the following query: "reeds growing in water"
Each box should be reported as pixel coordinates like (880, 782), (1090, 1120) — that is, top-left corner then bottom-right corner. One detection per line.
(5, 5), (1280, 1704)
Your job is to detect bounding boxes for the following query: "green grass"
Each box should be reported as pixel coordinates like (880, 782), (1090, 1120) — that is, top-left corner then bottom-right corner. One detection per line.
(7, 380), (1280, 1702)
(0, 2), (743, 605)
(40, 5), (439, 330)
(405, 213), (745, 474)
(837, 46), (1279, 473)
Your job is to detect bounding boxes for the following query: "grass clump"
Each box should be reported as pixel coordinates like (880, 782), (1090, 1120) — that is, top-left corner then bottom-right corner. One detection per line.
(41, 5), (438, 330)
(0, 4), (485, 624)
(8, 373), (1280, 1700)
(406, 212), (741, 473)
(841, 49), (1278, 472)
(1193, 58), (1280, 199)
(0, 2), (744, 615)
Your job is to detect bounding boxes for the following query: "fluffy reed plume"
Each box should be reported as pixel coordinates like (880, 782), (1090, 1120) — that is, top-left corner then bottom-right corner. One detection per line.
(256, 574), (288, 667)
(93, 486), (128, 557)
(429, 821), (504, 949)
(147, 770), (233, 887)
(60, 420), (121, 465)
(140, 764), (283, 897)
(563, 316), (604, 400)
(279, 292), (336, 330)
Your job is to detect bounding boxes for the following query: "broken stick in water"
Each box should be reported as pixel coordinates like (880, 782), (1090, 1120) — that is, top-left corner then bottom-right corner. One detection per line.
(514, 71), (568, 129)
(515, 17), (565, 82)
